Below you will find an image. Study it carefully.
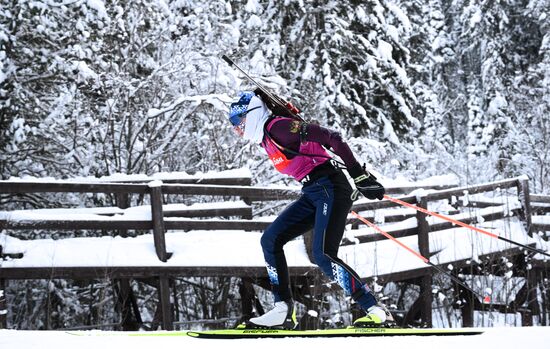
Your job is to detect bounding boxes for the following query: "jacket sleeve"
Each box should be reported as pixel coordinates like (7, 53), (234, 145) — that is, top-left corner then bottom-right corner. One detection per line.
(304, 123), (360, 169)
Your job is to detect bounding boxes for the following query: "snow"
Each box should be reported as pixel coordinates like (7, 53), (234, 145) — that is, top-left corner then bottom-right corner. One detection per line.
(377, 39), (394, 61)
(72, 61), (98, 80)
(0, 326), (549, 349)
(86, 0), (109, 19)
(532, 215), (550, 225)
(487, 92), (508, 116)
(147, 180), (163, 188)
(0, 230), (310, 268)
(0, 201), (251, 223)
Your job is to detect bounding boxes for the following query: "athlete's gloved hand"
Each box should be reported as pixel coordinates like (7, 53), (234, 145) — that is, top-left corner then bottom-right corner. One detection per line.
(348, 163), (385, 201)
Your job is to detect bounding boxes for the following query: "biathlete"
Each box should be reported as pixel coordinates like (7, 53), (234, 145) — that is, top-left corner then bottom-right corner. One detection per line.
(227, 91), (392, 329)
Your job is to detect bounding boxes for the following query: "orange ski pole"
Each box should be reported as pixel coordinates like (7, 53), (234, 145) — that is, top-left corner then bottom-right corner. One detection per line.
(383, 195), (550, 258)
(351, 211), (490, 303)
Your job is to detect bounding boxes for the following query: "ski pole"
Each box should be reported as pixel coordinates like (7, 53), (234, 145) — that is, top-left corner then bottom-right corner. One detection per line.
(383, 195), (550, 258)
(351, 211), (491, 303)
(221, 55), (304, 121)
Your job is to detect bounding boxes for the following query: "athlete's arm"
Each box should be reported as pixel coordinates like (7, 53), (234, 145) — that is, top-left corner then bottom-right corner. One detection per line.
(304, 122), (359, 169)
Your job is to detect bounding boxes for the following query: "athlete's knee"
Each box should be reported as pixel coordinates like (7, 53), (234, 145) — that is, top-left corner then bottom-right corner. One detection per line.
(260, 231), (275, 252)
(261, 228), (286, 253)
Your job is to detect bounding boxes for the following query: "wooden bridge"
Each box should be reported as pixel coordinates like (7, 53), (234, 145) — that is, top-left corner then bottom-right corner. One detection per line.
(0, 171), (549, 330)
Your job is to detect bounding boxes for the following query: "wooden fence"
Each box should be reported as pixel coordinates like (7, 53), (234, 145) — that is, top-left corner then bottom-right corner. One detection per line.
(0, 174), (548, 330)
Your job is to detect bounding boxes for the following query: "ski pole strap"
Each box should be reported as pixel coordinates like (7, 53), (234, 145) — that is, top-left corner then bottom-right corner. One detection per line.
(353, 173), (372, 183)
(221, 55), (235, 67)
(383, 195), (550, 258)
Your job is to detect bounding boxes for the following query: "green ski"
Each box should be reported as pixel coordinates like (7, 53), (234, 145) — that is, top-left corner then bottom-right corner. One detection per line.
(186, 327), (484, 339)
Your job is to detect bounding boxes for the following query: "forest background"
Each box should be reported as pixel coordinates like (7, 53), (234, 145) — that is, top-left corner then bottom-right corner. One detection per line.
(0, 0), (549, 329)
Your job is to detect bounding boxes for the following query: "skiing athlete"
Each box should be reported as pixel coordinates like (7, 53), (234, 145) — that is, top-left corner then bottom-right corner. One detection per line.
(228, 91), (392, 329)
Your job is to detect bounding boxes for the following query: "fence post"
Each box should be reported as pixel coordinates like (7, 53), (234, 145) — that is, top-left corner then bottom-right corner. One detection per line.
(149, 181), (169, 262)
(159, 277), (173, 330)
(416, 196), (433, 327)
(148, 181), (172, 330)
(517, 177), (533, 236)
(114, 192), (141, 330)
(524, 268), (539, 326)
(0, 279), (6, 329)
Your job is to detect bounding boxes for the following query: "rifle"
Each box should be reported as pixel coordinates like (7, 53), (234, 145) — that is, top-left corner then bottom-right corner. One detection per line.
(221, 55), (304, 122)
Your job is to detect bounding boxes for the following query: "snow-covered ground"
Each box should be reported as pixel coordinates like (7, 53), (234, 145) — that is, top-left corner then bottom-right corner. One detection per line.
(1, 327), (549, 349)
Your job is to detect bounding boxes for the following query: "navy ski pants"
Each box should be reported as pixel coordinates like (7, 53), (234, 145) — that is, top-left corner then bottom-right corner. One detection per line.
(260, 170), (377, 311)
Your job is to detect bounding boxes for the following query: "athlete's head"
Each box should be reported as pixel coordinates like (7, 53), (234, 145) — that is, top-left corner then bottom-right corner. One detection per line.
(228, 92), (270, 142)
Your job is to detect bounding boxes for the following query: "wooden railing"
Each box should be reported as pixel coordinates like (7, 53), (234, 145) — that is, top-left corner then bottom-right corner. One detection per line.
(1, 174), (547, 330)
(0, 179), (456, 262)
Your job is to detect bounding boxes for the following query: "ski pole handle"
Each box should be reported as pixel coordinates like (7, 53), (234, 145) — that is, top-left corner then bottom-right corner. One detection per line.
(221, 55), (234, 67)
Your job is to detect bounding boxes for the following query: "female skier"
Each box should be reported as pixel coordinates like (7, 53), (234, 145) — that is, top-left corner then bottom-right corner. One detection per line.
(228, 91), (391, 329)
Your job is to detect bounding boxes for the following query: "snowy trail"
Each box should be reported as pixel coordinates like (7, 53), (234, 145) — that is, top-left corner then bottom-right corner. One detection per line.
(1, 327), (548, 349)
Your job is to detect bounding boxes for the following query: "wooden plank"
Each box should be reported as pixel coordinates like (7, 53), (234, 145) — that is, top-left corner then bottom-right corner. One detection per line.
(0, 266), (315, 280)
(115, 279), (140, 331)
(0, 205), (252, 221)
(161, 184), (301, 201)
(416, 197), (430, 259)
(163, 206), (252, 218)
(459, 200), (504, 208)
(0, 220), (153, 230)
(149, 185), (168, 262)
(426, 178), (520, 201)
(105, 177), (253, 186)
(371, 266), (431, 284)
(531, 204), (550, 215)
(420, 275), (433, 327)
(532, 223), (550, 232)
(348, 213), (416, 229)
(0, 219), (270, 231)
(164, 219), (270, 231)
(0, 182), (300, 200)
(0, 182), (148, 194)
(531, 194), (550, 204)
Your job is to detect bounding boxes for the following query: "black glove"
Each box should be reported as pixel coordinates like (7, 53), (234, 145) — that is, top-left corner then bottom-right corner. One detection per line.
(348, 163), (385, 200)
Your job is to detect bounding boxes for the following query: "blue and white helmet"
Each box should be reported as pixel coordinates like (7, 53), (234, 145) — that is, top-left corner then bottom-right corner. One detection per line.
(228, 91), (256, 126)
(228, 91), (271, 143)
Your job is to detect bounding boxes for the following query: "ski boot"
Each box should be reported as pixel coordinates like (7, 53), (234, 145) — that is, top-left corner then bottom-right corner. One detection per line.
(353, 303), (395, 328)
(239, 300), (298, 329)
